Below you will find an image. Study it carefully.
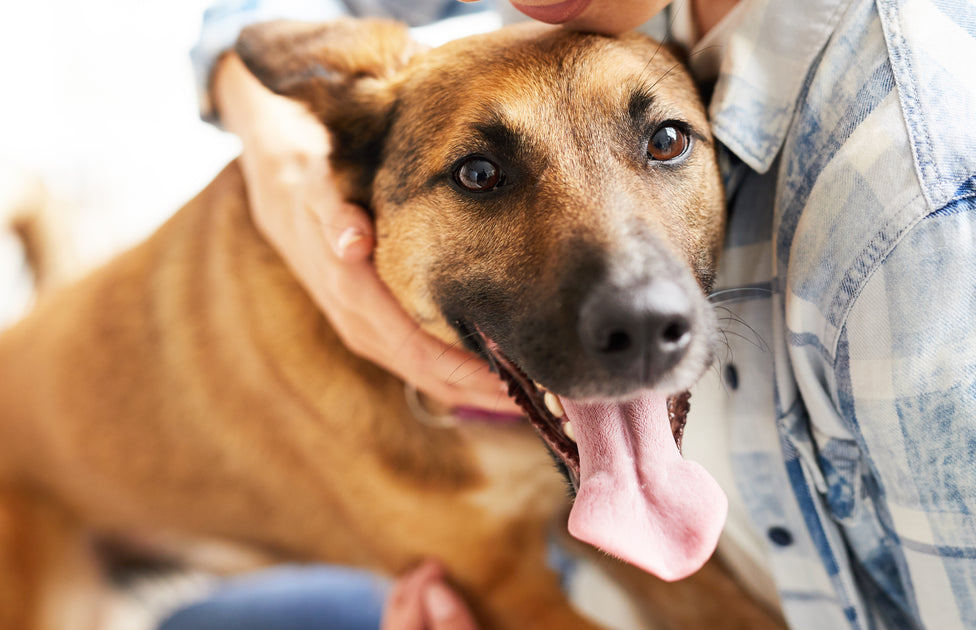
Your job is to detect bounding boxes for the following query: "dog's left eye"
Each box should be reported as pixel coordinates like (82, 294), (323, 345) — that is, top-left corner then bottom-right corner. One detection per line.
(647, 125), (690, 162)
(455, 157), (503, 192)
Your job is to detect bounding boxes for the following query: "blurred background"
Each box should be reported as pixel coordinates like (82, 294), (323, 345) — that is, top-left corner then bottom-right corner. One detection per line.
(0, 0), (240, 325)
(0, 0), (505, 327)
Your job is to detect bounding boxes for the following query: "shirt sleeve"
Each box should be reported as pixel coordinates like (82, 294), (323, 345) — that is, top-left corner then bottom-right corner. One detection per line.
(833, 195), (976, 627)
(190, 0), (352, 124)
(189, 0), (490, 125)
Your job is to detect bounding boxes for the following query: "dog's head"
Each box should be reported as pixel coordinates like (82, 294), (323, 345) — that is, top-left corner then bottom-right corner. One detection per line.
(237, 18), (728, 581)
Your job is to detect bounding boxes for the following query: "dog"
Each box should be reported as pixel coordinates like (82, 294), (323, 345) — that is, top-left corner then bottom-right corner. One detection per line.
(0, 18), (782, 630)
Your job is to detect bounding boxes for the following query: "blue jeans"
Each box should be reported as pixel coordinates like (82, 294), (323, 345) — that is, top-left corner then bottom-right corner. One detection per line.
(158, 565), (390, 630)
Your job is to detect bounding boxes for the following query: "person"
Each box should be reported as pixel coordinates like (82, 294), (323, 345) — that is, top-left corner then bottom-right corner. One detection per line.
(177, 0), (976, 628)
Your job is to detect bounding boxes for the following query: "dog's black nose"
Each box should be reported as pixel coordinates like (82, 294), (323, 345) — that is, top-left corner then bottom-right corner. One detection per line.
(578, 278), (693, 383)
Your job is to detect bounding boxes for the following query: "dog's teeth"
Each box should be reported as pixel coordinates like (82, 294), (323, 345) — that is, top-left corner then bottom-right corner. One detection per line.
(544, 391), (565, 418)
(563, 420), (576, 443)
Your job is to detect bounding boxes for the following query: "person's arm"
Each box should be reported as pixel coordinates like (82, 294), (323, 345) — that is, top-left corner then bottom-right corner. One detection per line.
(191, 0), (351, 125)
(827, 199), (976, 627)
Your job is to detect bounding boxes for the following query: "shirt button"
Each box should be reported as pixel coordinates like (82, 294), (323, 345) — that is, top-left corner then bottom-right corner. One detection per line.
(768, 526), (794, 547)
(723, 363), (739, 390)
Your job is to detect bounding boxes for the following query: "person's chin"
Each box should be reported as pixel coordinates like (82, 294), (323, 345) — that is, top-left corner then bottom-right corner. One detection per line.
(515, 0), (669, 35)
(510, 0), (593, 25)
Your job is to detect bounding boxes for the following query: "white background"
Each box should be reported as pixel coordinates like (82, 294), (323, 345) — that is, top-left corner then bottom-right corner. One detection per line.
(0, 0), (240, 263)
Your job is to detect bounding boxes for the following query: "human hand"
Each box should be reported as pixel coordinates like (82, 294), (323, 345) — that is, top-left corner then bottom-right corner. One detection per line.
(382, 561), (479, 630)
(461, 0), (671, 34)
(213, 54), (518, 413)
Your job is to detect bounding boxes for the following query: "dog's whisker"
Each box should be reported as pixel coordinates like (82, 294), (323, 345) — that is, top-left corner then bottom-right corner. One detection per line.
(685, 43), (726, 62)
(647, 61), (690, 93)
(719, 311), (752, 330)
(451, 361), (492, 386)
(640, 36), (670, 83)
(714, 309), (769, 353)
(645, 45), (728, 93)
(713, 327), (734, 363)
(707, 286), (775, 305)
(390, 318), (479, 367)
(639, 0), (684, 81)
(715, 311), (752, 330)
(715, 328), (768, 353)
(434, 331), (482, 362)
(443, 352), (486, 386)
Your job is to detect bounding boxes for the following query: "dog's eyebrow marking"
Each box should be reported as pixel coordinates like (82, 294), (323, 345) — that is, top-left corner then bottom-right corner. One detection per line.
(431, 113), (530, 188)
(627, 86), (710, 145)
(468, 114), (527, 161)
(628, 87), (657, 123)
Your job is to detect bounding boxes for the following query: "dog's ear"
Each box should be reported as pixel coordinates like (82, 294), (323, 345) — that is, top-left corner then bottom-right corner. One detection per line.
(235, 19), (423, 204)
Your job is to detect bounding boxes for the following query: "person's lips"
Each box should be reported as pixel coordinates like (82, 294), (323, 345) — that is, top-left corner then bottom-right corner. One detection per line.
(510, 0), (593, 24)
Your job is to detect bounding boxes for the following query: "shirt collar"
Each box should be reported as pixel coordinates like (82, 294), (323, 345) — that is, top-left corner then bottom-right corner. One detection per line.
(707, 0), (851, 174)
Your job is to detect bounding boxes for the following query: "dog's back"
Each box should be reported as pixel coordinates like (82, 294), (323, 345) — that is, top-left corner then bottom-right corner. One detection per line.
(0, 160), (582, 629)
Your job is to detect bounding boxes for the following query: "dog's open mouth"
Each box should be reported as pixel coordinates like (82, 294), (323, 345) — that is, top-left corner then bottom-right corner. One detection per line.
(481, 335), (584, 486)
(472, 328), (728, 582)
(479, 335), (692, 492)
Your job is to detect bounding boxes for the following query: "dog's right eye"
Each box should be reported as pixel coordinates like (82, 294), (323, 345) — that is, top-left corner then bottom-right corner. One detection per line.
(455, 157), (503, 192)
(647, 124), (691, 162)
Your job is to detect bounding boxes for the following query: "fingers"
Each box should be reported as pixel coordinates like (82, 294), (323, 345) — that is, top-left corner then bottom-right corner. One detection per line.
(383, 561), (444, 630)
(423, 581), (479, 630)
(400, 330), (519, 414)
(323, 251), (519, 414)
(323, 201), (375, 263)
(382, 561), (479, 630)
(313, 201), (516, 413)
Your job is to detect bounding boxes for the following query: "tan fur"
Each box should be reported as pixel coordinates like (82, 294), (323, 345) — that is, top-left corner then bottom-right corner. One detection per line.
(0, 19), (781, 630)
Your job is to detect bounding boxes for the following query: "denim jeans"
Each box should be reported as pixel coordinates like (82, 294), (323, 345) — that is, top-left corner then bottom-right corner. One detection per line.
(158, 565), (390, 630)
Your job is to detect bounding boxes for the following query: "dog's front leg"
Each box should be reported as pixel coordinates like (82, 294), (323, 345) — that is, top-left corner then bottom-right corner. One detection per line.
(0, 485), (105, 630)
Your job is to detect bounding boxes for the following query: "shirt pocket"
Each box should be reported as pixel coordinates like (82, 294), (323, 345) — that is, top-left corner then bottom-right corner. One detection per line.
(781, 399), (866, 527)
(814, 435), (864, 524)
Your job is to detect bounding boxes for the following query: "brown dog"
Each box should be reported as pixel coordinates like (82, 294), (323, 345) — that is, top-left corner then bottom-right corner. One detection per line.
(0, 18), (779, 630)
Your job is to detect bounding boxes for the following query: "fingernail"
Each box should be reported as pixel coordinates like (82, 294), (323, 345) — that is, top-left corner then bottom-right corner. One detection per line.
(424, 583), (459, 622)
(336, 227), (366, 257)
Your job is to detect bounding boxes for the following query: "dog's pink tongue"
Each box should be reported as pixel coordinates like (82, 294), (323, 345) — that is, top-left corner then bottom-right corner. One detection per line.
(563, 392), (728, 581)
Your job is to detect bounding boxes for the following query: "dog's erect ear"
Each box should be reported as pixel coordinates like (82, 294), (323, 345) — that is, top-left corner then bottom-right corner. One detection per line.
(236, 19), (423, 204)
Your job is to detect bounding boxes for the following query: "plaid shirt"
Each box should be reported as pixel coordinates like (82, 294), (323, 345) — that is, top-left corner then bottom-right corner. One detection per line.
(703, 0), (976, 627)
(192, 0), (976, 627)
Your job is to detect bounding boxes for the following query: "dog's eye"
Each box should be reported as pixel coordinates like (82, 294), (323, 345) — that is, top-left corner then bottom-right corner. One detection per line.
(455, 157), (502, 192)
(647, 125), (690, 162)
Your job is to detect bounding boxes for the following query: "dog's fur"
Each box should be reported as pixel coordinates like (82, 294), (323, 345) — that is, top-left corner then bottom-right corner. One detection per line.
(0, 19), (782, 629)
